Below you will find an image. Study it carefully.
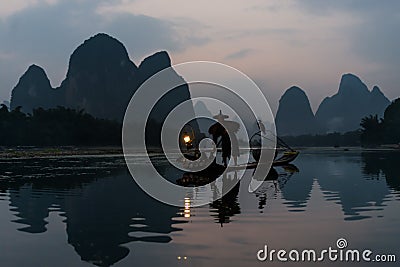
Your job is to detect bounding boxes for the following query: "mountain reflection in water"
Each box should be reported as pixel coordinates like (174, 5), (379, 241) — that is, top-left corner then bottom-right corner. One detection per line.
(1, 157), (184, 266)
(0, 150), (399, 266)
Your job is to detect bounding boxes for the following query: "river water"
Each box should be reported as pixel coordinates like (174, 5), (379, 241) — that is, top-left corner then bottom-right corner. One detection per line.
(0, 149), (399, 266)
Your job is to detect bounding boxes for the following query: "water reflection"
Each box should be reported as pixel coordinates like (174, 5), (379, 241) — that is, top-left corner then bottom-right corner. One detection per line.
(209, 173), (241, 226)
(178, 167), (280, 226)
(362, 151), (400, 193)
(1, 157), (185, 267)
(0, 151), (399, 266)
(316, 152), (391, 221)
(272, 151), (400, 221)
(253, 165), (297, 212)
(64, 173), (182, 266)
(280, 159), (313, 212)
(177, 168), (241, 226)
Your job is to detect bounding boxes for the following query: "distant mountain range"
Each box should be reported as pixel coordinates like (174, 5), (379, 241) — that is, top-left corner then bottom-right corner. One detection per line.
(10, 33), (199, 148)
(276, 74), (391, 136)
(8, 33), (393, 138)
(10, 33), (194, 125)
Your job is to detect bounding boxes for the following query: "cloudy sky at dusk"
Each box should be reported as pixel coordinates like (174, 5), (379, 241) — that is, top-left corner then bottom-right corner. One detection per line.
(0, 0), (399, 113)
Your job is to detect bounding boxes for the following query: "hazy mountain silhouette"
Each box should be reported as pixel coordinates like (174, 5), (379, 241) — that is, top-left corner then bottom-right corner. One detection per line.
(137, 50), (171, 84)
(275, 86), (319, 136)
(315, 73), (390, 133)
(10, 33), (196, 124)
(60, 33), (138, 120)
(10, 64), (61, 112)
(370, 85), (391, 114)
(140, 51), (194, 126)
(193, 100), (213, 118)
(193, 100), (214, 134)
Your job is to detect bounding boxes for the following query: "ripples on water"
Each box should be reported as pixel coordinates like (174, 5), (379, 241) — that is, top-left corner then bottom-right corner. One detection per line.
(0, 150), (399, 266)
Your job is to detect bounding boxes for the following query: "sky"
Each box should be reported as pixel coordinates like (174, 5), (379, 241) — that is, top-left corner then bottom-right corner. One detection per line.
(0, 0), (399, 113)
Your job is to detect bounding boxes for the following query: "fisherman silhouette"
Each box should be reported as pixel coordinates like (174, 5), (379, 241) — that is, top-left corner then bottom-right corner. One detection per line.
(208, 110), (240, 166)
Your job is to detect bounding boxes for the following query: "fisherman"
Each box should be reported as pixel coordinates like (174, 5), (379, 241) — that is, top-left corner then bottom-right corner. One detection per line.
(221, 128), (240, 166)
(208, 110), (240, 166)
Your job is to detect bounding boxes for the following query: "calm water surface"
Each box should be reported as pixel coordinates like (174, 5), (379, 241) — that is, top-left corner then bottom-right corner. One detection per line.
(0, 150), (399, 266)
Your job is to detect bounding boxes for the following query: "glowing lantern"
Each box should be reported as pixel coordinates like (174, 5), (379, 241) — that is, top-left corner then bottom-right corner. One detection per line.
(182, 131), (193, 150)
(183, 135), (191, 144)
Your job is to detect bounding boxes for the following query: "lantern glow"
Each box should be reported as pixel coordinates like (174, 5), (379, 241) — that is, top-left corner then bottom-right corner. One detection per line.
(183, 135), (191, 144)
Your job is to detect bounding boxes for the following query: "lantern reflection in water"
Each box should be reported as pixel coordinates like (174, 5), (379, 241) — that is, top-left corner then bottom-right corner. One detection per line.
(184, 197), (191, 218)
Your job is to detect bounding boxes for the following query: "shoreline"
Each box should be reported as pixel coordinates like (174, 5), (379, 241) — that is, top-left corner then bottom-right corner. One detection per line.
(0, 146), (123, 159)
(294, 147), (400, 155)
(0, 145), (399, 159)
